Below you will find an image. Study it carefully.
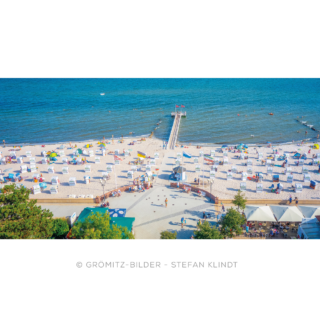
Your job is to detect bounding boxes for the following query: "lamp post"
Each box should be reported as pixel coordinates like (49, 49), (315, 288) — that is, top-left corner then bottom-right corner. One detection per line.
(100, 178), (107, 204)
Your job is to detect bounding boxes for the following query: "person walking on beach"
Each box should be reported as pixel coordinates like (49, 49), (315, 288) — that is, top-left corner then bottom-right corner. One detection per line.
(165, 198), (168, 208)
(181, 217), (184, 228)
(221, 202), (225, 213)
(2, 140), (5, 148)
(295, 197), (299, 206)
(289, 195), (292, 205)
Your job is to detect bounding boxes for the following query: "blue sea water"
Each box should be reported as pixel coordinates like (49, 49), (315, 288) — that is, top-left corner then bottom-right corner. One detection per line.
(0, 78), (320, 145)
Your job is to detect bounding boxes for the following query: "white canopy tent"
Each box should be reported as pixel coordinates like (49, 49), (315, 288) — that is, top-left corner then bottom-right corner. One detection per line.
(244, 206), (276, 222)
(270, 206), (304, 222)
(298, 207), (320, 219)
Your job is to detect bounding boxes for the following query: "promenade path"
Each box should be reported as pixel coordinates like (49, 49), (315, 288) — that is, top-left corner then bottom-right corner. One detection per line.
(41, 185), (218, 239)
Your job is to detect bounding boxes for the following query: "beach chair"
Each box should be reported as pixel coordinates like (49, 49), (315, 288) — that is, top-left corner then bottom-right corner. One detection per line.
(86, 195), (94, 199)
(8, 173), (15, 181)
(268, 184), (274, 189)
(68, 194), (76, 198)
(78, 195), (85, 198)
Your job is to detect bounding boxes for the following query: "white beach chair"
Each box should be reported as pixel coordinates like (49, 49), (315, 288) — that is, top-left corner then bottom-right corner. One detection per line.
(78, 195), (85, 198)
(86, 194), (94, 198)
(68, 194), (76, 198)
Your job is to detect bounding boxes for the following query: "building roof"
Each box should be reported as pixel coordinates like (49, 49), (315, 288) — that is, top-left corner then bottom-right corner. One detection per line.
(300, 218), (320, 239)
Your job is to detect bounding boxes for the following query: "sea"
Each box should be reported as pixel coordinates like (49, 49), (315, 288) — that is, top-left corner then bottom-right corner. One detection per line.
(1, 78), (320, 146)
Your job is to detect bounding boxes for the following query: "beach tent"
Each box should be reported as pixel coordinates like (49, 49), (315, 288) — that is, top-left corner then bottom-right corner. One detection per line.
(131, 166), (137, 172)
(247, 166), (252, 174)
(30, 165), (37, 172)
(59, 150), (65, 157)
(240, 153), (245, 159)
(295, 183), (303, 193)
(244, 206), (276, 222)
(223, 157), (229, 164)
(176, 152), (182, 159)
(232, 166), (237, 173)
(41, 158), (47, 164)
(303, 174), (311, 182)
(106, 165), (113, 172)
(287, 174), (293, 183)
(258, 153), (263, 159)
(69, 177), (76, 186)
(302, 166), (308, 174)
(88, 150), (94, 157)
(62, 166), (69, 174)
(59, 145), (65, 149)
(199, 151), (204, 157)
(150, 159), (156, 166)
(10, 151), (16, 157)
(154, 152), (159, 159)
(256, 183), (263, 193)
(50, 186), (58, 194)
(102, 172), (109, 178)
(223, 150), (228, 157)
(20, 165), (27, 173)
(84, 176), (90, 184)
(95, 156), (100, 164)
(32, 173), (40, 180)
(76, 157), (82, 164)
(29, 157), (36, 165)
(51, 176), (60, 185)
(266, 160), (271, 166)
(240, 182), (246, 191)
(33, 184), (41, 195)
(270, 206), (304, 222)
(48, 166), (54, 174)
(41, 151), (47, 157)
(26, 151), (32, 157)
(17, 157), (23, 164)
(85, 165), (91, 172)
(210, 150), (215, 156)
(298, 207), (320, 219)
(62, 158), (68, 164)
(285, 167), (292, 174)
(267, 166), (273, 174)
(102, 149), (106, 156)
(247, 159), (253, 166)
(127, 171), (133, 178)
(194, 157), (199, 163)
(242, 172), (247, 181)
(227, 172), (233, 180)
(209, 171), (215, 179)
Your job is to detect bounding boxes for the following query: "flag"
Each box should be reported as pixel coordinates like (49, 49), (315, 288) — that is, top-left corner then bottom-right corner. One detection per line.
(114, 155), (122, 161)
(183, 151), (192, 158)
(137, 151), (146, 158)
(181, 105), (185, 108)
(175, 105), (179, 108)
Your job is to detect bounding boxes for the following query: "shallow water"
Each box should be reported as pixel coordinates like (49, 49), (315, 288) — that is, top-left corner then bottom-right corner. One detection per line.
(1, 78), (319, 145)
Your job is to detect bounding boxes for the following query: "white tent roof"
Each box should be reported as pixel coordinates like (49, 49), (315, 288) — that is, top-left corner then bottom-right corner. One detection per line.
(298, 206), (320, 219)
(244, 206), (276, 222)
(270, 206), (304, 222)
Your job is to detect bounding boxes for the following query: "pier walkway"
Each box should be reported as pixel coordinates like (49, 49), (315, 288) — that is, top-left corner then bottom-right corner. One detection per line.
(167, 111), (186, 150)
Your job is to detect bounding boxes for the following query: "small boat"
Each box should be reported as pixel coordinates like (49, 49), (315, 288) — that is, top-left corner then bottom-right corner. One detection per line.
(155, 127), (159, 130)
(269, 113), (273, 115)
(312, 127), (316, 131)
(301, 121), (307, 124)
(307, 125), (313, 128)
(251, 135), (254, 137)
(100, 93), (105, 95)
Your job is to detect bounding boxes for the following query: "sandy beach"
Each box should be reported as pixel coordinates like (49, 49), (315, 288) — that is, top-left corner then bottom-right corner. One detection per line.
(0, 137), (320, 200)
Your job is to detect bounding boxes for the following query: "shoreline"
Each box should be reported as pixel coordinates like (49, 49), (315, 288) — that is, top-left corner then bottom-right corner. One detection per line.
(2, 135), (319, 149)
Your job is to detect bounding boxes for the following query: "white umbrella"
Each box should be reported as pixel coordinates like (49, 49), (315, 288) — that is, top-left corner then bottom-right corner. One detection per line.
(244, 206), (276, 222)
(270, 206), (304, 222)
(298, 206), (320, 219)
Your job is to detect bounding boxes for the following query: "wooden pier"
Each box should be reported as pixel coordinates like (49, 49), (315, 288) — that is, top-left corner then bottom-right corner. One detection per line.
(168, 111), (186, 150)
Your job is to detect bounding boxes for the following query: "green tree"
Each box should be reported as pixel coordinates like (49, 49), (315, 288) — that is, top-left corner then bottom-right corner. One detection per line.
(232, 190), (247, 211)
(220, 207), (246, 238)
(0, 185), (54, 239)
(52, 218), (70, 239)
(160, 230), (177, 239)
(70, 212), (134, 239)
(194, 221), (222, 239)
